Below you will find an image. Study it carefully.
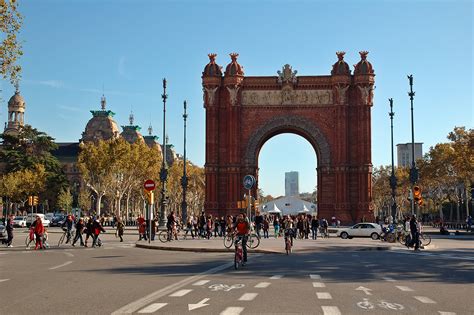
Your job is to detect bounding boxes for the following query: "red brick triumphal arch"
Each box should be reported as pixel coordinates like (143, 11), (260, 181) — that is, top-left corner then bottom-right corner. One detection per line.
(202, 51), (375, 224)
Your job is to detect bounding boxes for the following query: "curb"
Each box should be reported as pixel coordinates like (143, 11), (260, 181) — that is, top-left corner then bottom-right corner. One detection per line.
(135, 243), (282, 254)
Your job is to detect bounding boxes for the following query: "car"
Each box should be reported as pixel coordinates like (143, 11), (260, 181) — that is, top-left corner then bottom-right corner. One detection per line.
(0, 224), (7, 244)
(25, 214), (51, 227)
(50, 215), (66, 227)
(13, 216), (27, 228)
(337, 223), (382, 240)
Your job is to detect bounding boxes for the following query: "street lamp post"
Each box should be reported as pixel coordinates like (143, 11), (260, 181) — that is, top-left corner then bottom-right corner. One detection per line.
(389, 98), (398, 223)
(181, 100), (188, 226)
(408, 75), (418, 215)
(159, 78), (169, 228)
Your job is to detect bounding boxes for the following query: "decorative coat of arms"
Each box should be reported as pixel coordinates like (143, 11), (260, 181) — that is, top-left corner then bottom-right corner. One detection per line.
(277, 64), (297, 84)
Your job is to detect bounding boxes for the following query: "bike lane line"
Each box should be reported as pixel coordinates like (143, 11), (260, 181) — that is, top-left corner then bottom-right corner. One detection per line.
(0, 279), (10, 283)
(48, 261), (73, 270)
(414, 296), (436, 304)
(238, 293), (258, 301)
(321, 306), (341, 315)
(316, 292), (332, 299)
(395, 285), (414, 292)
(220, 306), (244, 315)
(111, 261), (234, 315)
(254, 282), (271, 288)
(192, 280), (210, 286)
(137, 303), (167, 313)
(269, 274), (283, 279)
(169, 289), (192, 297)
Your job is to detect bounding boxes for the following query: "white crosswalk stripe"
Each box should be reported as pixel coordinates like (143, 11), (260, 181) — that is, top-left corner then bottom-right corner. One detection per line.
(254, 282), (271, 288)
(238, 293), (258, 301)
(396, 285), (414, 292)
(310, 274), (322, 279)
(312, 282), (326, 288)
(192, 280), (210, 286)
(321, 306), (341, 315)
(414, 296), (436, 304)
(220, 306), (244, 315)
(316, 292), (332, 299)
(270, 275), (283, 279)
(137, 303), (167, 313)
(169, 289), (192, 297)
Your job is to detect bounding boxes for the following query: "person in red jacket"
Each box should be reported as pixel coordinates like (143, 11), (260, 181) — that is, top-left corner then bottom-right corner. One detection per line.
(33, 216), (44, 250)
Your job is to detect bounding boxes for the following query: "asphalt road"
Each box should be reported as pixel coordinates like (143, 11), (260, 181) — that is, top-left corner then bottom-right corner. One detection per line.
(1, 228), (473, 315)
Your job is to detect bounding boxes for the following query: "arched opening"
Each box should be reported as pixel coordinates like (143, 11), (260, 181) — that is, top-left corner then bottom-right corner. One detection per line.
(257, 133), (318, 217)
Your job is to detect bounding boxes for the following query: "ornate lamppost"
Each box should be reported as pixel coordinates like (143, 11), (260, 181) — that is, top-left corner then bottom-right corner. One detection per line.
(159, 78), (168, 227)
(389, 98), (397, 223)
(181, 100), (188, 225)
(407, 75), (418, 215)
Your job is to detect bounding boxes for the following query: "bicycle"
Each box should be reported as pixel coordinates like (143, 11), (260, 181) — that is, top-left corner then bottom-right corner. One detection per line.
(223, 233), (234, 249)
(234, 236), (244, 269)
(58, 229), (73, 247)
(420, 233), (431, 246)
(246, 233), (260, 249)
(25, 230), (35, 248)
(158, 229), (174, 243)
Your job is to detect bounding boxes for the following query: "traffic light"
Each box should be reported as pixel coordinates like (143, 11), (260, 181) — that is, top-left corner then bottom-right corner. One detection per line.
(413, 186), (422, 206)
(28, 196), (33, 206)
(33, 196), (39, 206)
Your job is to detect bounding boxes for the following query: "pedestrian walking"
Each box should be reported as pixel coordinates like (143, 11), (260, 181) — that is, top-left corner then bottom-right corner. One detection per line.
(115, 218), (125, 242)
(466, 215), (472, 232)
(263, 217), (269, 238)
(5, 214), (14, 247)
(255, 211), (263, 238)
(273, 218), (280, 238)
(72, 218), (85, 246)
(84, 217), (94, 247)
(311, 216), (319, 240)
(92, 219), (105, 247)
(410, 215), (420, 251)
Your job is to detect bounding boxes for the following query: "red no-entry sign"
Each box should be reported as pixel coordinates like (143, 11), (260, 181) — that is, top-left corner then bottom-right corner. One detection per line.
(144, 179), (156, 191)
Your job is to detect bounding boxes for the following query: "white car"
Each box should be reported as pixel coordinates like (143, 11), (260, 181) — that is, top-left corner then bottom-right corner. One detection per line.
(338, 223), (382, 240)
(13, 216), (27, 228)
(25, 214), (51, 227)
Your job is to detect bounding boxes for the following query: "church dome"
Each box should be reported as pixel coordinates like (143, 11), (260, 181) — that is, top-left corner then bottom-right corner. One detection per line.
(202, 53), (222, 77)
(225, 53), (244, 76)
(331, 51), (351, 75)
(81, 95), (120, 143)
(8, 90), (26, 112)
(354, 51), (374, 75)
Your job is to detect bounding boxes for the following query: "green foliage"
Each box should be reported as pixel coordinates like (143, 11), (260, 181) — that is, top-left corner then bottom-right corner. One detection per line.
(57, 187), (73, 213)
(0, 125), (68, 207)
(0, 0), (23, 85)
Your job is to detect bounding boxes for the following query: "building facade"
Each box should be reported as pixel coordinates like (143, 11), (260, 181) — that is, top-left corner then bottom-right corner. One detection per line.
(397, 143), (423, 167)
(285, 171), (299, 197)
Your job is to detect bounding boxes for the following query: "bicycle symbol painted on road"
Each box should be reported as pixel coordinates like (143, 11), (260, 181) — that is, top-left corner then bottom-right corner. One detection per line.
(208, 284), (244, 292)
(357, 298), (404, 311)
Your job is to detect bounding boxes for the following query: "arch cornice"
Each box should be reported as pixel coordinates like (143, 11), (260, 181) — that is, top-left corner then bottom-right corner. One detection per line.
(244, 115), (331, 167)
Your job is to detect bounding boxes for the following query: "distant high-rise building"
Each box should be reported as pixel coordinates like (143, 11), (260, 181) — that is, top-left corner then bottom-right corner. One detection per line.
(285, 171), (299, 197)
(397, 143), (423, 167)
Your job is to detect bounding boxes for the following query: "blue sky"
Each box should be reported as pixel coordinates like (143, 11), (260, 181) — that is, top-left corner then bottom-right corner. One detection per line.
(1, 0), (472, 197)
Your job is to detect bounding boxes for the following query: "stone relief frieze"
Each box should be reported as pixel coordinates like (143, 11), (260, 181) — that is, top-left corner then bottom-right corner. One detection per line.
(358, 85), (374, 105)
(204, 86), (218, 106)
(241, 89), (333, 106)
(226, 86), (240, 106)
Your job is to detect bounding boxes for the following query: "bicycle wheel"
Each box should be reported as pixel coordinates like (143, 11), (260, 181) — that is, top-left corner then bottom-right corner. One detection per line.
(247, 234), (260, 249)
(421, 234), (431, 246)
(158, 231), (169, 243)
(25, 235), (34, 248)
(58, 233), (65, 247)
(224, 235), (234, 249)
(386, 233), (396, 243)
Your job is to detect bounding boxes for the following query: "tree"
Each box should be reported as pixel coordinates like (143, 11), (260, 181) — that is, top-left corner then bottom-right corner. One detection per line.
(57, 187), (73, 214)
(0, 125), (69, 208)
(0, 0), (22, 85)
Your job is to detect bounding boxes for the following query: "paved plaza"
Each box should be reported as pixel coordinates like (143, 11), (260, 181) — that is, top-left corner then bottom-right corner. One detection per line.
(1, 228), (473, 315)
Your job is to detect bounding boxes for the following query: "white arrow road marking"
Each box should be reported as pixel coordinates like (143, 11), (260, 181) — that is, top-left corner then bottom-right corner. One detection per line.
(0, 279), (10, 283)
(321, 306), (341, 315)
(192, 280), (210, 286)
(316, 292), (332, 299)
(169, 289), (192, 297)
(254, 282), (270, 288)
(137, 303), (167, 313)
(188, 298), (210, 311)
(310, 274), (322, 279)
(396, 286), (414, 292)
(414, 296), (436, 304)
(49, 261), (73, 270)
(220, 306), (244, 315)
(111, 260), (236, 314)
(239, 293), (258, 301)
(270, 275), (283, 279)
(355, 286), (372, 295)
(312, 282), (326, 288)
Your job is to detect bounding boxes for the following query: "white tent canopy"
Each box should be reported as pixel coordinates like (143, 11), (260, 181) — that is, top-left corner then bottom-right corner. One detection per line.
(262, 196), (316, 216)
(268, 204), (282, 214)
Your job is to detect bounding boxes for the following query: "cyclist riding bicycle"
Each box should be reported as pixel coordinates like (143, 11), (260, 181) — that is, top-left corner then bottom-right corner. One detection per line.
(234, 213), (250, 266)
(61, 215), (74, 244)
